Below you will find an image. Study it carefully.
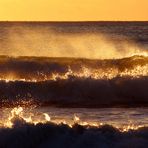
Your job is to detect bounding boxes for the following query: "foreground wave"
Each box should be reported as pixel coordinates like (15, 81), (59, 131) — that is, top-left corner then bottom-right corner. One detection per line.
(0, 106), (147, 148)
(0, 121), (148, 148)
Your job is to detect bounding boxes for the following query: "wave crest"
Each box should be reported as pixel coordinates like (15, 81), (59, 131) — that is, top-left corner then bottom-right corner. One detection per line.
(0, 55), (147, 81)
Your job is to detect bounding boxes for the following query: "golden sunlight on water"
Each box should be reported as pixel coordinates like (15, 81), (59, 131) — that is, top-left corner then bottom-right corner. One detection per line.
(0, 106), (147, 132)
(0, 63), (147, 83)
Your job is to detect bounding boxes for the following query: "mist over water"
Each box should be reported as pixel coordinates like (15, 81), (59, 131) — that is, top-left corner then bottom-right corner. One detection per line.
(0, 22), (147, 59)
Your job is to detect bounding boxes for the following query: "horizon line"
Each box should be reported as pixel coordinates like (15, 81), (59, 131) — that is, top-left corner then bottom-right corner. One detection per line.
(0, 20), (148, 23)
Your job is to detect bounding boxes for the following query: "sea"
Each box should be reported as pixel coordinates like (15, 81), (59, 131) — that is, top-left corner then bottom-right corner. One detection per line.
(0, 21), (148, 148)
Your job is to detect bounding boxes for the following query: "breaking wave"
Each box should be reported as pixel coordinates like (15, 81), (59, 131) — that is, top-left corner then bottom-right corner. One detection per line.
(0, 55), (147, 81)
(0, 55), (147, 108)
(1, 76), (148, 108)
(0, 106), (146, 148)
(0, 121), (148, 148)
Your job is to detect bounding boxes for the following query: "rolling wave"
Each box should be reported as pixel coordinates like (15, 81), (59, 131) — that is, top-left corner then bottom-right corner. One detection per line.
(0, 76), (148, 108)
(0, 121), (148, 148)
(0, 55), (147, 81)
(0, 55), (147, 108)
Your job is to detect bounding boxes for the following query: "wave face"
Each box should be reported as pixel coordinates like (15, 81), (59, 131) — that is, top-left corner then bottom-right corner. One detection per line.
(0, 55), (147, 108)
(0, 122), (148, 148)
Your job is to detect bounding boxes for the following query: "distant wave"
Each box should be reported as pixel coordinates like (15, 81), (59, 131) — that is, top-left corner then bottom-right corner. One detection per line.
(0, 121), (148, 148)
(0, 21), (148, 59)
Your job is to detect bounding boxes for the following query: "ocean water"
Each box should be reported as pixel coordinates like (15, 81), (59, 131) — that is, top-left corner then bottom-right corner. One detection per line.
(2, 107), (148, 128)
(0, 22), (148, 147)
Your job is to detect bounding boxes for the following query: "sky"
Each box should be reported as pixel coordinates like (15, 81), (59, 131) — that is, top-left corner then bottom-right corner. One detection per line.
(0, 0), (148, 21)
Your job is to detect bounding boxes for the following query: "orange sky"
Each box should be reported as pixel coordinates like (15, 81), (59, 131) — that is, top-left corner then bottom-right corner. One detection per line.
(0, 0), (148, 21)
